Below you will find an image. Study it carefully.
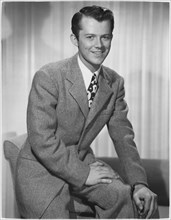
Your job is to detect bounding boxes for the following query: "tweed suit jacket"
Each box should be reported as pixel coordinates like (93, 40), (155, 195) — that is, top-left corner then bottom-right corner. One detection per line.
(15, 54), (148, 218)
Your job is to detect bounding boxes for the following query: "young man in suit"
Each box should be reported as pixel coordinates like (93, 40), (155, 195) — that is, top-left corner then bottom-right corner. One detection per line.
(15, 5), (158, 218)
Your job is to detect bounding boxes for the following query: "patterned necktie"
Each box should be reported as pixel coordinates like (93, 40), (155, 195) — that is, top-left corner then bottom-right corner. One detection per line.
(87, 73), (98, 108)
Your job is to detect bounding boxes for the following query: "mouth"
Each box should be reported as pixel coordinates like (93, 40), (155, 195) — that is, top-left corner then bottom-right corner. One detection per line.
(92, 51), (104, 56)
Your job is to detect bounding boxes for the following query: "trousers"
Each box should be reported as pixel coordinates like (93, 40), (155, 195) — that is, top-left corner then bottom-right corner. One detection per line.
(41, 177), (136, 219)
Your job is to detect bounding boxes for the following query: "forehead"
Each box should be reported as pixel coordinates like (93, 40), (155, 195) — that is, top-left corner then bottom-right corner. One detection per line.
(79, 16), (112, 34)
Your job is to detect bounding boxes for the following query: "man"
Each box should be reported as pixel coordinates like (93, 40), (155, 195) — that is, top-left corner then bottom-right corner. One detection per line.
(16, 5), (158, 218)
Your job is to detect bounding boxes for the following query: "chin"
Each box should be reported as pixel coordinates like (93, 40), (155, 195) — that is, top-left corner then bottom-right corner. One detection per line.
(93, 59), (105, 66)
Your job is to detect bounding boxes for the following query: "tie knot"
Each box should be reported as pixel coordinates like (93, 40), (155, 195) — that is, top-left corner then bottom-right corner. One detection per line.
(91, 73), (98, 84)
(93, 72), (97, 77)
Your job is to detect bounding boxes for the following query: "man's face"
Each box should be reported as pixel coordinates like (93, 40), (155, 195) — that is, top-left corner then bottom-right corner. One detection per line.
(76, 16), (113, 72)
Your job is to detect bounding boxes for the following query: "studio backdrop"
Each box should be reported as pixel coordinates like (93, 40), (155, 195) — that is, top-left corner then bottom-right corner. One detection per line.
(2, 1), (169, 159)
(1, 1), (169, 218)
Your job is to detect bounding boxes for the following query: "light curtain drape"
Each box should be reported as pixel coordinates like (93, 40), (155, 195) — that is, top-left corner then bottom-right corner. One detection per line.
(1, 2), (169, 218)
(2, 1), (169, 160)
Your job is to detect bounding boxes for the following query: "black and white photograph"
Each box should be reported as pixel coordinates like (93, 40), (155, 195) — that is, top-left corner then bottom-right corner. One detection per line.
(1, 1), (170, 219)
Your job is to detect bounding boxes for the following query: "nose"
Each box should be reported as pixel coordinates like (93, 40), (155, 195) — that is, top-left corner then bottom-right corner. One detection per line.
(95, 37), (103, 48)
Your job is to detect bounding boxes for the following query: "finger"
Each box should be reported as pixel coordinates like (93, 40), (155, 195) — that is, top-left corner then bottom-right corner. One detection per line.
(112, 173), (120, 179)
(146, 194), (158, 219)
(96, 163), (120, 179)
(97, 165), (116, 173)
(146, 197), (154, 219)
(95, 167), (120, 180)
(96, 167), (114, 175)
(98, 172), (114, 180)
(138, 200), (145, 218)
(152, 196), (158, 217)
(97, 166), (110, 171)
(96, 160), (105, 165)
(98, 169), (118, 177)
(98, 178), (112, 184)
(103, 171), (120, 179)
(133, 195), (144, 212)
(142, 195), (151, 217)
(91, 161), (104, 167)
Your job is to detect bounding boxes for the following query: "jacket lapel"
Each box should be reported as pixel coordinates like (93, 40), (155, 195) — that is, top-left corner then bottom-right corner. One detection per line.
(78, 67), (114, 150)
(66, 55), (89, 118)
(65, 55), (114, 151)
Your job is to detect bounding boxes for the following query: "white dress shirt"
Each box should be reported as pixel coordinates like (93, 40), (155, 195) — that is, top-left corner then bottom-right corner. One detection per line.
(77, 55), (101, 90)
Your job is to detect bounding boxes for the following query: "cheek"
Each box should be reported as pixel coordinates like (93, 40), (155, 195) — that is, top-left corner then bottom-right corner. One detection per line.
(104, 42), (111, 48)
(80, 45), (92, 55)
(104, 44), (111, 53)
(102, 39), (111, 47)
(81, 39), (94, 49)
(79, 41), (89, 51)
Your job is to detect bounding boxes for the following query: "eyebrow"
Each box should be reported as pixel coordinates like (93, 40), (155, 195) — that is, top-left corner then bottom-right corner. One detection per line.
(85, 34), (112, 36)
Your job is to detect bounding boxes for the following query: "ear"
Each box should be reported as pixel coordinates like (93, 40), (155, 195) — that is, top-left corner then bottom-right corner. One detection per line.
(70, 34), (78, 47)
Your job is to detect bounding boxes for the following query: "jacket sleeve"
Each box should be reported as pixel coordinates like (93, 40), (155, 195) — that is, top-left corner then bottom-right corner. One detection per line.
(107, 77), (148, 187)
(27, 70), (90, 189)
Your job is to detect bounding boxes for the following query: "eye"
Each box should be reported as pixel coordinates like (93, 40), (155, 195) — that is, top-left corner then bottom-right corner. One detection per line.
(86, 35), (95, 40)
(102, 35), (112, 41)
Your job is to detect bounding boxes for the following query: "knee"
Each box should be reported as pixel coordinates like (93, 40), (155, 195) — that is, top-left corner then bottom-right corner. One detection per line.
(104, 181), (132, 209)
(116, 182), (131, 201)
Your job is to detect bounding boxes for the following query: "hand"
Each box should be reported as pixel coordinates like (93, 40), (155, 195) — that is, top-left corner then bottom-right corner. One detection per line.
(85, 161), (120, 186)
(132, 184), (158, 218)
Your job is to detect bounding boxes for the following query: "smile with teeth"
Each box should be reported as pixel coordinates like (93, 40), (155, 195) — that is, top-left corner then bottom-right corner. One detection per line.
(92, 51), (104, 55)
